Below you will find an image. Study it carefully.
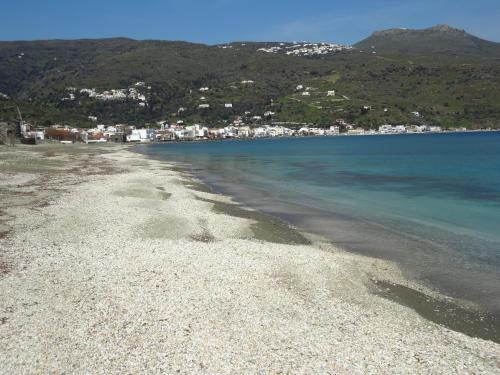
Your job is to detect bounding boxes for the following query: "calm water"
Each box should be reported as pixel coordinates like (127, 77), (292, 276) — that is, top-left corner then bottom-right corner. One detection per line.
(141, 132), (500, 313)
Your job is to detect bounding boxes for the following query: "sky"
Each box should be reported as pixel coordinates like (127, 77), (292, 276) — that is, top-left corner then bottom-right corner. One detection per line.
(1, 0), (499, 44)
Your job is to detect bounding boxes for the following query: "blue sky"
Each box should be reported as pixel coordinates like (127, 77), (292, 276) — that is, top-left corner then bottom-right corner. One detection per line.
(1, 0), (499, 44)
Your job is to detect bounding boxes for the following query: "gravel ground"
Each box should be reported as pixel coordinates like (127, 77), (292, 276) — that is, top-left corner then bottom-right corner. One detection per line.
(0, 147), (498, 374)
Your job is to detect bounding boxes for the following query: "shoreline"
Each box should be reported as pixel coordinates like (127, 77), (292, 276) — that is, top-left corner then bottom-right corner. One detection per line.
(139, 128), (500, 146)
(137, 145), (500, 343)
(0, 144), (499, 372)
(137, 133), (500, 318)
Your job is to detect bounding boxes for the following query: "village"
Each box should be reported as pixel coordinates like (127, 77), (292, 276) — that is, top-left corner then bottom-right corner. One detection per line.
(5, 115), (469, 145)
(256, 41), (353, 56)
(1, 78), (481, 146)
(1, 81), (479, 146)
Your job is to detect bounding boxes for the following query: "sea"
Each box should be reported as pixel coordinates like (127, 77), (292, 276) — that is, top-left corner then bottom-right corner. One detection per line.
(140, 132), (500, 314)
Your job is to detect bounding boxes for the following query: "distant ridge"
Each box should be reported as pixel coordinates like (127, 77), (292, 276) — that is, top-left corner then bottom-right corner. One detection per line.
(355, 24), (500, 57)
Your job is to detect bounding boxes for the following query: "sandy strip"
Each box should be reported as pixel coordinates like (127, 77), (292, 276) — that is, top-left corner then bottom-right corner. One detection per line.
(0, 145), (498, 374)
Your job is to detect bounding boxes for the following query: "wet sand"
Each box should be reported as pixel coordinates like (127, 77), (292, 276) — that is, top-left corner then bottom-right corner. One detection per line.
(372, 280), (499, 343)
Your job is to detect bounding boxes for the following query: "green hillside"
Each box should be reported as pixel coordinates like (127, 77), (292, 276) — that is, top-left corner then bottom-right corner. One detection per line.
(1, 25), (500, 129)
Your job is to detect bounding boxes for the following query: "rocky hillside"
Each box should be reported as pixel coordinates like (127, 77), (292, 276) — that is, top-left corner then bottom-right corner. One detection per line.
(355, 24), (500, 57)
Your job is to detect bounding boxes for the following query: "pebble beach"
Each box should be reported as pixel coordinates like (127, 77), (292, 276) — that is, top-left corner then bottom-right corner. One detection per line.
(0, 144), (498, 374)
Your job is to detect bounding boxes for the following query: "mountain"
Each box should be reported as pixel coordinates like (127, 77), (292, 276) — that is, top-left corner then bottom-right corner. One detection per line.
(1, 26), (500, 129)
(355, 25), (500, 57)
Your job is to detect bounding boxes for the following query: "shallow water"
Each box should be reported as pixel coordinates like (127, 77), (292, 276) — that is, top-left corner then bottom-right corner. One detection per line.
(140, 132), (500, 314)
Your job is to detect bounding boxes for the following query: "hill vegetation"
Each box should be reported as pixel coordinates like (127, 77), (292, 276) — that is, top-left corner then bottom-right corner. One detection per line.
(1, 25), (500, 129)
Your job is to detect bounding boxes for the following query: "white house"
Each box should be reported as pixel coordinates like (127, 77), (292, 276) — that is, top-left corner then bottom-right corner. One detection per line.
(378, 125), (407, 134)
(174, 129), (185, 139)
(80, 88), (97, 97)
(253, 127), (267, 137)
(126, 129), (151, 143)
(326, 126), (340, 135)
(327, 90), (336, 97)
(238, 126), (251, 137)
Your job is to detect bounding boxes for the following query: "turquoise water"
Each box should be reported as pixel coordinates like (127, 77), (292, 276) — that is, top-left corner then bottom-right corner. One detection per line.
(141, 132), (500, 313)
